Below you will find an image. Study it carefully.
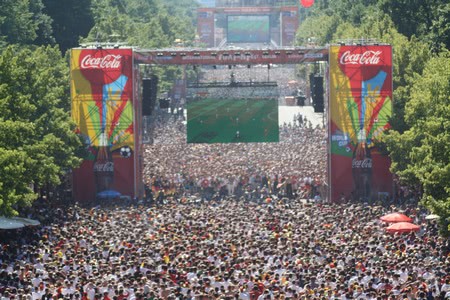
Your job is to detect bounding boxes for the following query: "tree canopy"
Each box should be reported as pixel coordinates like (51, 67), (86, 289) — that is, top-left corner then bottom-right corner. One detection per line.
(0, 45), (82, 215)
(384, 52), (450, 234)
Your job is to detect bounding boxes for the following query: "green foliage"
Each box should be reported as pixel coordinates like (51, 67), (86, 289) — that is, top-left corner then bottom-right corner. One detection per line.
(0, 46), (82, 215)
(42, 0), (94, 53)
(295, 14), (341, 46)
(385, 52), (450, 234)
(378, 0), (450, 51)
(0, 0), (54, 48)
(83, 0), (197, 48)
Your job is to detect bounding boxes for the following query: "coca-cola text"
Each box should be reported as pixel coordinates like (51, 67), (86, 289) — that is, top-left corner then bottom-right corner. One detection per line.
(340, 51), (382, 65)
(352, 158), (372, 169)
(93, 161), (114, 172)
(81, 55), (122, 69)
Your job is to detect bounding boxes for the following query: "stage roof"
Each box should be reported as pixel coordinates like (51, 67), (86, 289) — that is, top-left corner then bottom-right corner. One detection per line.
(133, 47), (328, 65)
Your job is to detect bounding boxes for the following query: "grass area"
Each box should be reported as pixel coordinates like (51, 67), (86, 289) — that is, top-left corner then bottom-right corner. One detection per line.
(187, 98), (279, 144)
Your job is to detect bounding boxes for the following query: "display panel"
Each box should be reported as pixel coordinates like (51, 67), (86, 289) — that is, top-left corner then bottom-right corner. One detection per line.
(227, 15), (270, 43)
(71, 48), (136, 202)
(187, 97), (279, 143)
(329, 45), (393, 202)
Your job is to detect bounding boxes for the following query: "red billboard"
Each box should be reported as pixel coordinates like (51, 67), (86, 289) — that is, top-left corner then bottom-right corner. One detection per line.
(281, 6), (299, 46)
(198, 8), (215, 47)
(329, 45), (393, 202)
(71, 48), (141, 202)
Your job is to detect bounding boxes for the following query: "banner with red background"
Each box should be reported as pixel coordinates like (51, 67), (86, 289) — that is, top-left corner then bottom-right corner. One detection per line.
(198, 8), (215, 47)
(281, 6), (299, 46)
(329, 45), (393, 202)
(71, 48), (138, 202)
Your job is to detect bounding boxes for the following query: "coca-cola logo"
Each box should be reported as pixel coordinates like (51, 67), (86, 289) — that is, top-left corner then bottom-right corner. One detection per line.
(352, 158), (372, 169)
(93, 161), (114, 172)
(81, 54), (122, 69)
(340, 51), (382, 65)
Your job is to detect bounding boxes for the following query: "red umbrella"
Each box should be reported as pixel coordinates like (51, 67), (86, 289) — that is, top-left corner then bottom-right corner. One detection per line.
(386, 222), (420, 233)
(300, 0), (314, 8)
(380, 213), (412, 223)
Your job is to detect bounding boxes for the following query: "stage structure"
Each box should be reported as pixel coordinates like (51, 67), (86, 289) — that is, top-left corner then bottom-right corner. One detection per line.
(70, 45), (392, 203)
(71, 48), (143, 202)
(197, 5), (299, 47)
(329, 44), (393, 203)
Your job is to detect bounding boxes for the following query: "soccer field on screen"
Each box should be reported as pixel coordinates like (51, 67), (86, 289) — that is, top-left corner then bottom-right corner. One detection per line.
(187, 98), (279, 143)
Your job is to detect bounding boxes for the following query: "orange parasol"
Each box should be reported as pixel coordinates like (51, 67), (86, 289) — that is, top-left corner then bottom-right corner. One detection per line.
(380, 212), (412, 223)
(386, 222), (420, 233)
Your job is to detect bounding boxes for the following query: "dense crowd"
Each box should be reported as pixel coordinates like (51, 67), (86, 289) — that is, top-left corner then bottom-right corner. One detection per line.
(0, 199), (449, 299)
(1, 66), (448, 300)
(143, 114), (327, 202)
(198, 66), (303, 99)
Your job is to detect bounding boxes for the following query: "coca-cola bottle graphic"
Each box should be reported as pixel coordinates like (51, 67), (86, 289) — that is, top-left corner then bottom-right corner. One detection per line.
(93, 132), (114, 192)
(352, 129), (372, 201)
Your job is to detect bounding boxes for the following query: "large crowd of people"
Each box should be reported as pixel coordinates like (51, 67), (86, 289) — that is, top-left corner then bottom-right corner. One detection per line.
(143, 113), (327, 203)
(197, 65), (303, 100)
(0, 68), (448, 300)
(0, 198), (448, 299)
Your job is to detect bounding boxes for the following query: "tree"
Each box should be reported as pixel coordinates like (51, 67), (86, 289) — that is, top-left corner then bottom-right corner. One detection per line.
(295, 14), (341, 46)
(378, 0), (450, 52)
(0, 0), (38, 46)
(384, 52), (450, 235)
(0, 45), (82, 216)
(0, 0), (54, 48)
(42, 0), (95, 53)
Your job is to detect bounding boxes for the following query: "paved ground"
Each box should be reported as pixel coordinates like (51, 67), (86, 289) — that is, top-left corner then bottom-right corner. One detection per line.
(279, 105), (325, 128)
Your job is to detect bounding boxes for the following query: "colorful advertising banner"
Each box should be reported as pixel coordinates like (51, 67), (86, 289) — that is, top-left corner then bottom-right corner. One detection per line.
(71, 48), (137, 202)
(329, 45), (393, 202)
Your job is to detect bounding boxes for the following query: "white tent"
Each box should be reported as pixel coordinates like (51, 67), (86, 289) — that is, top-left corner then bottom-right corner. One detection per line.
(0, 216), (41, 229)
(11, 217), (41, 226)
(0, 217), (25, 230)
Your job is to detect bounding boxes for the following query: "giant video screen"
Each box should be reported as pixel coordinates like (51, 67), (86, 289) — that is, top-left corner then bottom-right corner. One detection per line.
(187, 97), (279, 143)
(227, 15), (270, 43)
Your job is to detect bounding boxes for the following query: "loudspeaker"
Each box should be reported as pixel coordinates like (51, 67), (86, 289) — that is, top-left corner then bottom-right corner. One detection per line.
(310, 75), (324, 113)
(142, 75), (158, 116)
(296, 95), (306, 106)
(159, 98), (170, 109)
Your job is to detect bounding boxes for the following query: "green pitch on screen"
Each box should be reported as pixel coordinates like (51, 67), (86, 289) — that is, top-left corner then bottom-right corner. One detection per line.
(227, 15), (270, 43)
(187, 98), (279, 144)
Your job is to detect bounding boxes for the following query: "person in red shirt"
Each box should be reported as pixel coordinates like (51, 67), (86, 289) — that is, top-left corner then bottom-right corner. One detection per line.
(103, 291), (111, 300)
(250, 285), (262, 300)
